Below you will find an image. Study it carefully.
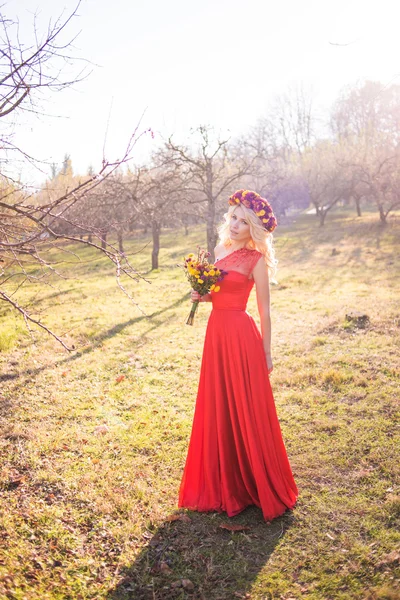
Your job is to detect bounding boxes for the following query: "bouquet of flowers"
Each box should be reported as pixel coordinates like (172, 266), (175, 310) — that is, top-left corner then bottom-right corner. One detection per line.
(181, 247), (226, 325)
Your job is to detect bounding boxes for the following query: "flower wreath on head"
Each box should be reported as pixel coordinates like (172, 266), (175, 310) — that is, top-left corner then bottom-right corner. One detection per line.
(228, 189), (277, 233)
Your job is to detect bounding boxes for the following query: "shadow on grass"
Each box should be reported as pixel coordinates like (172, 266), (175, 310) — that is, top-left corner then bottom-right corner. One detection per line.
(0, 293), (188, 407)
(28, 287), (80, 306)
(107, 507), (295, 600)
(75, 291), (188, 347)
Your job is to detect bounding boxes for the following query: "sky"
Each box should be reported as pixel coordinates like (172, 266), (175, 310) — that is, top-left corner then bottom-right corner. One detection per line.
(4, 0), (400, 184)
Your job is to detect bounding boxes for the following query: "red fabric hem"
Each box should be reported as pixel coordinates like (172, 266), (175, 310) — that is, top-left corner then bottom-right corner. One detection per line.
(177, 499), (298, 521)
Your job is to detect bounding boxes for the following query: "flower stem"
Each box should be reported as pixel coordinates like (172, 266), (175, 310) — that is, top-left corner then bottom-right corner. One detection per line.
(186, 300), (199, 326)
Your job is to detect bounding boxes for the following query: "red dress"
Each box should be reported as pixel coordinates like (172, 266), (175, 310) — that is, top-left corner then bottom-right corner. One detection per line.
(178, 247), (298, 521)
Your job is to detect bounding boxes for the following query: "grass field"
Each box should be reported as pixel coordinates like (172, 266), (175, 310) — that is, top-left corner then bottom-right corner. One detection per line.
(0, 208), (399, 600)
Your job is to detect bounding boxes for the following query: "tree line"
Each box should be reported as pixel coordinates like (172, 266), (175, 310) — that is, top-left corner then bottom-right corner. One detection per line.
(41, 81), (400, 268)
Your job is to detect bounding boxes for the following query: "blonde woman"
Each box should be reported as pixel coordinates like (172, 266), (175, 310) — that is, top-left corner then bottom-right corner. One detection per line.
(178, 190), (298, 521)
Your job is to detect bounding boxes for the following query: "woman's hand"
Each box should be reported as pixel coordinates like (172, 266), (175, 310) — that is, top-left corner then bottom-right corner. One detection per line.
(265, 352), (273, 375)
(191, 290), (209, 303)
(191, 290), (201, 302)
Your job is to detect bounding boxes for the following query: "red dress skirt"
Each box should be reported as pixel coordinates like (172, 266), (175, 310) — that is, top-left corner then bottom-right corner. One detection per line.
(178, 247), (298, 521)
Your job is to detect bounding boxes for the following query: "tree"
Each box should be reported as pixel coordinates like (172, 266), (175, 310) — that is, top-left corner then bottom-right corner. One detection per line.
(0, 4), (88, 168)
(0, 4), (149, 349)
(165, 125), (256, 255)
(331, 80), (400, 144)
(123, 154), (186, 269)
(60, 154), (73, 177)
(353, 146), (400, 224)
(242, 86), (317, 218)
(244, 118), (297, 216)
(265, 85), (316, 160)
(331, 80), (400, 221)
(300, 139), (354, 226)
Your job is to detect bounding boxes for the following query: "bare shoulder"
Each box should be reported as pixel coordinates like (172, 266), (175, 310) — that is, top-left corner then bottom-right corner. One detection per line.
(251, 250), (265, 267)
(253, 254), (269, 279)
(214, 242), (225, 258)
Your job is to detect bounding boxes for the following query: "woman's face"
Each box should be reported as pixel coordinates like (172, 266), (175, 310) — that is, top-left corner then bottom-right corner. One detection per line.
(229, 205), (251, 244)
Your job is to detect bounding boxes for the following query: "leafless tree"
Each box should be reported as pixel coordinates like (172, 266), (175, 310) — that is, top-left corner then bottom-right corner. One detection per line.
(45, 167), (136, 252)
(0, 3), (150, 349)
(240, 86), (318, 217)
(331, 80), (400, 221)
(123, 153), (187, 269)
(352, 148), (400, 223)
(243, 118), (293, 214)
(300, 139), (354, 226)
(0, 3), (89, 170)
(267, 84), (316, 160)
(331, 80), (400, 145)
(164, 125), (256, 255)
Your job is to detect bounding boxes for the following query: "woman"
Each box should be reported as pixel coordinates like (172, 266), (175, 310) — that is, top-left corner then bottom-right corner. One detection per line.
(178, 190), (298, 521)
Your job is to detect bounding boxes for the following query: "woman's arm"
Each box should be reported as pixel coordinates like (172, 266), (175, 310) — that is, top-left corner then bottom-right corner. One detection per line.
(252, 257), (273, 374)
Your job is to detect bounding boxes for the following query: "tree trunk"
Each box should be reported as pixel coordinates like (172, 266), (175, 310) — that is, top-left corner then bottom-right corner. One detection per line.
(319, 209), (327, 226)
(117, 230), (124, 253)
(206, 199), (217, 255)
(312, 202), (320, 217)
(378, 204), (387, 224)
(88, 234), (92, 243)
(151, 220), (160, 269)
(205, 164), (218, 255)
(101, 230), (107, 249)
(354, 196), (362, 217)
(182, 216), (189, 236)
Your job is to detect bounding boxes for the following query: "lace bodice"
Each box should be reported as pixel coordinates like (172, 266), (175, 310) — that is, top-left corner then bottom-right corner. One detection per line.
(211, 247), (263, 311)
(214, 247), (262, 277)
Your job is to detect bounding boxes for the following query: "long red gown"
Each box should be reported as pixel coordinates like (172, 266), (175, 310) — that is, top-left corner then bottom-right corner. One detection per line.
(178, 247), (298, 521)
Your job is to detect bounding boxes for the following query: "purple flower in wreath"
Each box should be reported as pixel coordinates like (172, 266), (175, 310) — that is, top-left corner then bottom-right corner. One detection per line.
(228, 189), (277, 232)
(244, 191), (258, 202)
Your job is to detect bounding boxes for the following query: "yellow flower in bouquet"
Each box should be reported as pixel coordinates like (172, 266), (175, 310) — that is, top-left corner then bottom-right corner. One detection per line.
(181, 247), (226, 325)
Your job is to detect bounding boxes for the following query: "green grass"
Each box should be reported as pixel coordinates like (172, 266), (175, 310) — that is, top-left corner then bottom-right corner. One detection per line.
(0, 208), (399, 599)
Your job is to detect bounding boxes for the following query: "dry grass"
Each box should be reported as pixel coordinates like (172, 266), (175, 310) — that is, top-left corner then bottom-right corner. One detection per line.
(0, 207), (399, 599)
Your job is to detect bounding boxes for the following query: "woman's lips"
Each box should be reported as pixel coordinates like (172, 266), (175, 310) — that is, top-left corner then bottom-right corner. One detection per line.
(230, 230), (237, 235)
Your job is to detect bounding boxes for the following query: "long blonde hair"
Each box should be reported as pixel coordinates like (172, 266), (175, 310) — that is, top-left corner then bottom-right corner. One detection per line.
(217, 204), (278, 279)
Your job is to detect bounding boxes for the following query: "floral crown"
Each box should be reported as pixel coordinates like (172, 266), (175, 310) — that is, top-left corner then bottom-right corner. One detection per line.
(228, 189), (277, 232)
